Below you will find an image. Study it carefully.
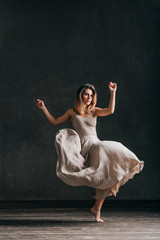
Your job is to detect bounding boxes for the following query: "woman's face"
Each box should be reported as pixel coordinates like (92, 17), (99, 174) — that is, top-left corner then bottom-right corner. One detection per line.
(82, 88), (93, 106)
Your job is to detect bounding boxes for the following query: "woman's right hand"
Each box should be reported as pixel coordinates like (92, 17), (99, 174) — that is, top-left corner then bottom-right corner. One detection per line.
(36, 99), (45, 110)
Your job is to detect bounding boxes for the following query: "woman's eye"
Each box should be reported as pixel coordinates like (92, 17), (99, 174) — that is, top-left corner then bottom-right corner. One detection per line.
(84, 93), (92, 97)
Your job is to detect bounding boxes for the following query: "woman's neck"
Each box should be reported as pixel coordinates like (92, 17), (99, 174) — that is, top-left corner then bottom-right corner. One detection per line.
(81, 107), (92, 116)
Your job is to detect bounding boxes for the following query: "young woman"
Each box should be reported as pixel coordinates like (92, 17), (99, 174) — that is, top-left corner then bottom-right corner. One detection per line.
(36, 83), (144, 223)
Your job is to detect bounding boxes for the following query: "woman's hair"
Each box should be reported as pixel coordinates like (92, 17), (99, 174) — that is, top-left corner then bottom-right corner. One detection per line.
(74, 83), (97, 115)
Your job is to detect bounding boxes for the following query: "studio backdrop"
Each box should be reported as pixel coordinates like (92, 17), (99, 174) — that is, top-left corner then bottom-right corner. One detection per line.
(0, 0), (159, 201)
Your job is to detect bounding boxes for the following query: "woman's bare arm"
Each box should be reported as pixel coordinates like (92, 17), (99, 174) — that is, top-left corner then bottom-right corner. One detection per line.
(36, 99), (73, 126)
(94, 82), (117, 117)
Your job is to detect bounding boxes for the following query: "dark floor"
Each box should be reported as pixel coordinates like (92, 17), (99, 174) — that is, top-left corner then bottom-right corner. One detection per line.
(0, 206), (159, 240)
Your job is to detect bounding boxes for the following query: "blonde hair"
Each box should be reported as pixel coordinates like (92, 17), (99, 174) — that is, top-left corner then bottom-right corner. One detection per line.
(74, 83), (97, 115)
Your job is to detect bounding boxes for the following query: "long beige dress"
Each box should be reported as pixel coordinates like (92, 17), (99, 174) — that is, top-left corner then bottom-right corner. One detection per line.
(55, 112), (144, 199)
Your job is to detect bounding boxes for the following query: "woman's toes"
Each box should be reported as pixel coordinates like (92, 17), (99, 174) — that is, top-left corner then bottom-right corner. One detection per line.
(110, 189), (116, 197)
(96, 218), (104, 223)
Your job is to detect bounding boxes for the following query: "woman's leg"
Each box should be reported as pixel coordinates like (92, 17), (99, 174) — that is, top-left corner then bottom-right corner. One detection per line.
(91, 198), (105, 222)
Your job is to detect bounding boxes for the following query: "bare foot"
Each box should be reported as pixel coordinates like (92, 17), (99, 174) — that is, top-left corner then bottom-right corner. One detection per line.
(91, 207), (104, 223)
(110, 189), (117, 197)
(110, 182), (120, 197)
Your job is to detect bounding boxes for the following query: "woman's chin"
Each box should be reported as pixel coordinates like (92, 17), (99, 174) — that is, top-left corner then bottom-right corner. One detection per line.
(83, 102), (91, 107)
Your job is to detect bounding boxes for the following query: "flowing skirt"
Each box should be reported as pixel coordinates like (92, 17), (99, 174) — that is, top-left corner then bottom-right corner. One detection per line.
(55, 128), (144, 199)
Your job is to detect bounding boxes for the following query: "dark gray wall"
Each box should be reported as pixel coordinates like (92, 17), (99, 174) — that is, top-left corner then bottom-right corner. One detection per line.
(0, 0), (159, 201)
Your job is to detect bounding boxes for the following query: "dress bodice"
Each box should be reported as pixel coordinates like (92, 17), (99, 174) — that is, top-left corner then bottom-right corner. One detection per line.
(72, 113), (97, 139)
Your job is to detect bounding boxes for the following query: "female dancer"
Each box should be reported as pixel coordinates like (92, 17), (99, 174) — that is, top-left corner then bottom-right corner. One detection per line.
(36, 82), (144, 222)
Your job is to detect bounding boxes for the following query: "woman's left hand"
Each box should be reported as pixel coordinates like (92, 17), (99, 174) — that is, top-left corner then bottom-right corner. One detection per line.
(109, 82), (117, 92)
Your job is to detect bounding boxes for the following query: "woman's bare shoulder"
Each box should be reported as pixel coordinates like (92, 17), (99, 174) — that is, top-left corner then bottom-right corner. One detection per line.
(94, 107), (102, 111)
(92, 107), (100, 117)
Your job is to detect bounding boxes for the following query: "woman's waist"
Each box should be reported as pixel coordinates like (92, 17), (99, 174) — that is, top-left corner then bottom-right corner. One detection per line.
(80, 134), (99, 142)
(80, 134), (99, 157)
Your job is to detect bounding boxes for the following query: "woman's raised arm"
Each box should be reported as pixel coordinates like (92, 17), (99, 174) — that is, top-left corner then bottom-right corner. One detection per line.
(94, 82), (117, 117)
(36, 99), (72, 126)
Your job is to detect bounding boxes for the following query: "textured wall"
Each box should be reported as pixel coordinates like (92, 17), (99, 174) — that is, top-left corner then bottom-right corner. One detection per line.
(0, 0), (159, 201)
